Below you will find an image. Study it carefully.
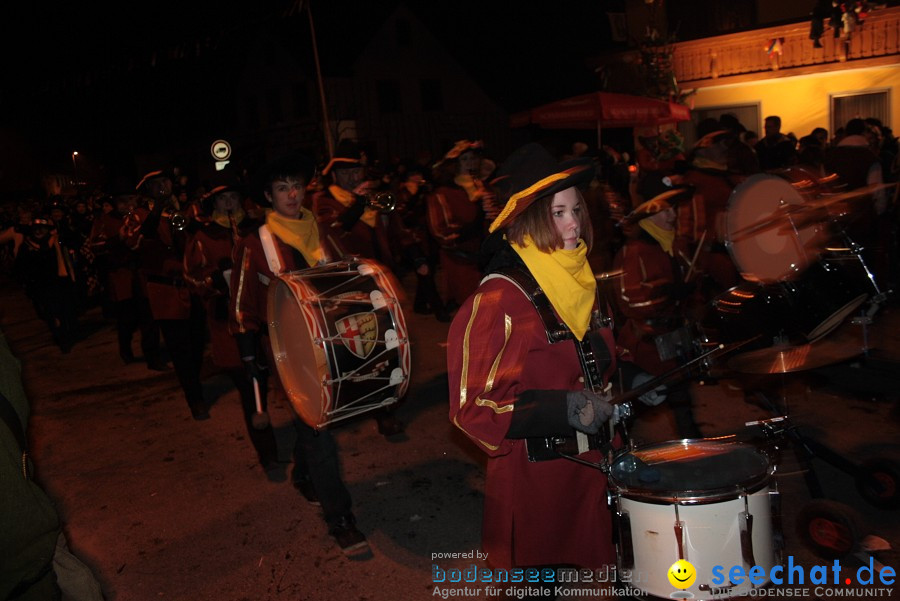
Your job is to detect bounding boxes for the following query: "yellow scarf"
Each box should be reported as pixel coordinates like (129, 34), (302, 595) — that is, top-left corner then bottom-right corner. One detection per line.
(511, 236), (596, 341)
(454, 174), (481, 202)
(265, 208), (323, 267)
(328, 185), (378, 228)
(211, 207), (246, 230)
(639, 220), (675, 256)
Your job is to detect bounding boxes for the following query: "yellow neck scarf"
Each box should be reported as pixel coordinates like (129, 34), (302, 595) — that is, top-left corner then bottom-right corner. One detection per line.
(454, 174), (480, 202)
(328, 185), (378, 228)
(511, 236), (596, 340)
(211, 207), (246, 230)
(639, 220), (675, 256)
(265, 208), (323, 268)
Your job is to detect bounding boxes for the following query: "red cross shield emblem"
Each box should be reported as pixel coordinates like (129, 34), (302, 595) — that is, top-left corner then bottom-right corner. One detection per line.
(335, 312), (378, 359)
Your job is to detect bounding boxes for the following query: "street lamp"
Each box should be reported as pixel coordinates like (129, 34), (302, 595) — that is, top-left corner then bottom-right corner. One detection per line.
(72, 151), (79, 184)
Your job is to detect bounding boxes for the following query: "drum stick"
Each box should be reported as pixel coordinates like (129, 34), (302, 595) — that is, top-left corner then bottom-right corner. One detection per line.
(251, 376), (270, 430)
(684, 230), (706, 282)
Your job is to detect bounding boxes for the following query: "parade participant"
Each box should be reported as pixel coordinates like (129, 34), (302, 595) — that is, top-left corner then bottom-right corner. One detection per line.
(448, 143), (617, 572)
(612, 181), (701, 439)
(677, 130), (746, 299)
(312, 139), (389, 262)
(229, 153), (369, 555)
(389, 163), (449, 321)
(13, 215), (78, 353)
(184, 170), (280, 478)
(124, 168), (207, 419)
(426, 140), (495, 310)
(89, 179), (163, 368)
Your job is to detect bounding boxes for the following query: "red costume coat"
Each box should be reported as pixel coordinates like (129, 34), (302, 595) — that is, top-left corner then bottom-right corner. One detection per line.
(184, 220), (246, 368)
(426, 186), (484, 306)
(612, 234), (685, 375)
(447, 277), (615, 569)
(88, 211), (135, 302)
(123, 206), (192, 320)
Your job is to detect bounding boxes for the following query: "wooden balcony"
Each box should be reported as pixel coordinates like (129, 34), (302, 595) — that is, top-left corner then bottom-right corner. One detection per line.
(672, 6), (900, 88)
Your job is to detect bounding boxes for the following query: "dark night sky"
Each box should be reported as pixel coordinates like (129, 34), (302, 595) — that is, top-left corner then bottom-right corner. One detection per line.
(0, 1), (622, 185)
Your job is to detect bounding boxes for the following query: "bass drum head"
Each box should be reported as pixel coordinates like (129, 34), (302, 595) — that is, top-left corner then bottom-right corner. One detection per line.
(268, 259), (411, 428)
(725, 173), (820, 284)
(268, 276), (330, 428)
(609, 439), (772, 503)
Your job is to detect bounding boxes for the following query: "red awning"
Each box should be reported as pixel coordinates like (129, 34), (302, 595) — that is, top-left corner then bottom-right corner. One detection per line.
(510, 91), (691, 130)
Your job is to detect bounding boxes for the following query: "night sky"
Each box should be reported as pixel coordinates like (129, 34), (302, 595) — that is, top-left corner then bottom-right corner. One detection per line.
(1, 1), (622, 188)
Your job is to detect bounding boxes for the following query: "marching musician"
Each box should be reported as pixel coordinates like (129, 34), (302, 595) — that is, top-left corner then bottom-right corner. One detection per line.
(612, 179), (702, 440)
(89, 177), (162, 369)
(311, 139), (391, 264)
(426, 140), (497, 311)
(124, 168), (208, 419)
(228, 154), (369, 556)
(447, 143), (619, 575)
(184, 170), (280, 478)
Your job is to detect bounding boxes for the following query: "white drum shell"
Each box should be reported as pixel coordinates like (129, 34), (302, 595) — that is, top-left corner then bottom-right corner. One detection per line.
(615, 488), (776, 599)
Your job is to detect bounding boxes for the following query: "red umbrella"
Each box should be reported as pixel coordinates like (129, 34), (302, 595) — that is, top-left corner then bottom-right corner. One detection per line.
(510, 91), (691, 143)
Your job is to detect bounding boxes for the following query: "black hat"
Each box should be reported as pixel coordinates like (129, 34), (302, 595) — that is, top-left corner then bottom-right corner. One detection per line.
(624, 183), (694, 225)
(202, 170), (244, 213)
(488, 143), (595, 233)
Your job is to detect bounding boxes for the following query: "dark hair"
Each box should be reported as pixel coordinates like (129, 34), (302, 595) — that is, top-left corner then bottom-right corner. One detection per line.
(505, 189), (593, 254)
(764, 115), (782, 127)
(261, 154), (313, 192)
(845, 118), (867, 136)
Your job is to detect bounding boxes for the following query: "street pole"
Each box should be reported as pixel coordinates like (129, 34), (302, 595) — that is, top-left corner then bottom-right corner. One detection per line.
(304, 0), (334, 159)
(72, 151), (79, 185)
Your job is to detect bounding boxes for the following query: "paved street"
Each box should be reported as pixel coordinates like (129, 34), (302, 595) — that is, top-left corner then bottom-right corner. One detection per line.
(3, 271), (900, 601)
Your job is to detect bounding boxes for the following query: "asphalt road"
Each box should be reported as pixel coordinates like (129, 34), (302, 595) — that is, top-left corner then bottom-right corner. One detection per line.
(3, 271), (900, 601)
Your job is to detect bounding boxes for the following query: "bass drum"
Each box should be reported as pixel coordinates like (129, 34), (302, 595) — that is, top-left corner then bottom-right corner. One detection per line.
(609, 439), (779, 600)
(267, 259), (411, 428)
(725, 173), (825, 284)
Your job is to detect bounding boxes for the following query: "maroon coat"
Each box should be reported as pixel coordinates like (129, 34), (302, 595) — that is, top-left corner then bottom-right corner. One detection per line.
(123, 206), (192, 320)
(612, 233), (684, 375)
(184, 220), (248, 368)
(447, 276), (616, 569)
(426, 186), (484, 306)
(88, 211), (135, 302)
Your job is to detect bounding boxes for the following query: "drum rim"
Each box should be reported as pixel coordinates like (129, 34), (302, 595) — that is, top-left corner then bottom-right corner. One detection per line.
(608, 438), (774, 504)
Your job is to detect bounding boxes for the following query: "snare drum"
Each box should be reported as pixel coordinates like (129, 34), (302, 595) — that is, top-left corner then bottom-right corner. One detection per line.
(267, 259), (411, 428)
(609, 440), (778, 600)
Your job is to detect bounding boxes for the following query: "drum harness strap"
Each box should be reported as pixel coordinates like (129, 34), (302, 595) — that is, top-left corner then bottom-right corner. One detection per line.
(486, 265), (621, 469)
(258, 225), (282, 282)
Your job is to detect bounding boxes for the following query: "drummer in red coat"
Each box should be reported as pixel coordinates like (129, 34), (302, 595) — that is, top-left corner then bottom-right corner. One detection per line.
(184, 170), (279, 475)
(228, 153), (369, 556)
(448, 143), (618, 571)
(612, 182), (702, 439)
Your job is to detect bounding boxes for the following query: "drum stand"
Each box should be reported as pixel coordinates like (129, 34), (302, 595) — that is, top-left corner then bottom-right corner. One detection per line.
(747, 391), (899, 559)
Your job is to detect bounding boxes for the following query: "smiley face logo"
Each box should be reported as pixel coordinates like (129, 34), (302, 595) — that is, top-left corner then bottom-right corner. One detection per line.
(667, 559), (697, 589)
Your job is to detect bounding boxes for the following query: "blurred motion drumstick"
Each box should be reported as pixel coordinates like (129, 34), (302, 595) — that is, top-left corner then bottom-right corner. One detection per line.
(684, 230), (706, 282)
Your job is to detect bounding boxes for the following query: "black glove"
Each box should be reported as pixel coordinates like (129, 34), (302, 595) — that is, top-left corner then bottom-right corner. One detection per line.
(566, 389), (614, 435)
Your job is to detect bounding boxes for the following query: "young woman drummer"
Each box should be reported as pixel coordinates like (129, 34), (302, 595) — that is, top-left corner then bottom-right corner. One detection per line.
(447, 143), (621, 575)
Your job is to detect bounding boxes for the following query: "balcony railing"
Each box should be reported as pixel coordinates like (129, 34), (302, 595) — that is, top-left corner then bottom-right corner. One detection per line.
(672, 6), (900, 86)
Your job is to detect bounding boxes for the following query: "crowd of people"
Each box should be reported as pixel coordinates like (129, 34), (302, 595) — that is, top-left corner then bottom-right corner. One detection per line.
(1, 112), (898, 596)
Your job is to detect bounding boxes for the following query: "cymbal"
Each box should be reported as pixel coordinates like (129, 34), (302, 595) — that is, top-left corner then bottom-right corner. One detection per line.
(802, 182), (896, 211)
(727, 337), (863, 374)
